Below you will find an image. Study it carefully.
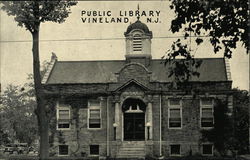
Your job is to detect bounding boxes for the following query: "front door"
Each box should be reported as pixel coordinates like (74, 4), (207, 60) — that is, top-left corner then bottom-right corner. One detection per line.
(124, 113), (145, 141)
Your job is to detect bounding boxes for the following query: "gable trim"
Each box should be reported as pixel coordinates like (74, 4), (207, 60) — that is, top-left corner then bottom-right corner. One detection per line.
(42, 53), (57, 84)
(114, 79), (150, 92)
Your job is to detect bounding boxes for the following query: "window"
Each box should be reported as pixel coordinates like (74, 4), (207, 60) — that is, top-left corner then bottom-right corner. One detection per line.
(88, 100), (101, 129)
(202, 144), (213, 155)
(200, 99), (213, 128)
(90, 145), (99, 155)
(169, 109), (181, 128)
(57, 104), (70, 129)
(170, 145), (181, 156)
(59, 145), (68, 156)
(133, 34), (142, 52)
(168, 99), (182, 128)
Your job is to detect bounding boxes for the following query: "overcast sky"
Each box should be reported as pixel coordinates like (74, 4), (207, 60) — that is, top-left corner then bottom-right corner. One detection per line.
(0, 1), (249, 91)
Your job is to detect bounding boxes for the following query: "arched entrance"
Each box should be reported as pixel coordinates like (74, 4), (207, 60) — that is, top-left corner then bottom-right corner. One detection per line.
(122, 98), (146, 141)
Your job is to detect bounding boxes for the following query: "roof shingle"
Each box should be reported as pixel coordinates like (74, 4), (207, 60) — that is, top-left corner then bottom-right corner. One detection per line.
(45, 58), (228, 84)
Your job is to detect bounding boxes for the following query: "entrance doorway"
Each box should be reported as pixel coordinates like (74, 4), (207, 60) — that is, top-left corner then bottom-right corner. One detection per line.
(122, 98), (146, 141)
(124, 113), (145, 140)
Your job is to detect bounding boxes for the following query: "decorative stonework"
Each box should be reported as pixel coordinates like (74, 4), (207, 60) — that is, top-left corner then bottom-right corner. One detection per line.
(225, 58), (232, 81)
(42, 52), (57, 84)
(117, 62), (151, 84)
(147, 94), (153, 103)
(121, 91), (144, 97)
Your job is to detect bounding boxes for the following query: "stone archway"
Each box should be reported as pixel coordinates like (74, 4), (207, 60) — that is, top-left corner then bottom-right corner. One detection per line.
(122, 98), (146, 141)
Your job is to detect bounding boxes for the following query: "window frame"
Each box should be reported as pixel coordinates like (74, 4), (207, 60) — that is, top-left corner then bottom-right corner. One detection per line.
(170, 144), (181, 156)
(132, 33), (142, 52)
(168, 99), (182, 129)
(56, 102), (71, 130)
(200, 98), (214, 129)
(58, 144), (69, 156)
(88, 100), (101, 130)
(89, 145), (99, 156)
(201, 144), (214, 156)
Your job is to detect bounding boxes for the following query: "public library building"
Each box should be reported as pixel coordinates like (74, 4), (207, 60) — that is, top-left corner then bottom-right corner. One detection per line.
(42, 20), (233, 159)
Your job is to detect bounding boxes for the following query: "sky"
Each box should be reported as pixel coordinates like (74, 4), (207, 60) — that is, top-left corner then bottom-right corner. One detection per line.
(0, 1), (249, 91)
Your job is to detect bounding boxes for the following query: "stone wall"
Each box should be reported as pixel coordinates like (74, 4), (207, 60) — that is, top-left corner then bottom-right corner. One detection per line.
(118, 63), (151, 85)
(48, 92), (232, 158)
(161, 97), (201, 157)
(49, 97), (108, 158)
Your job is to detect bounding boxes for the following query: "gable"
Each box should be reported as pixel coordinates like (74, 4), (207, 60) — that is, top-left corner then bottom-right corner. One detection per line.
(115, 79), (149, 92)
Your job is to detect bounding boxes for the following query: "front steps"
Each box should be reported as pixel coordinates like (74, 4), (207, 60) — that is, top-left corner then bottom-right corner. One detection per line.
(116, 141), (145, 159)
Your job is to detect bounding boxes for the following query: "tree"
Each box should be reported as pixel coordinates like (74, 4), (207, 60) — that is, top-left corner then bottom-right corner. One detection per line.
(0, 60), (50, 147)
(167, 1), (249, 154)
(1, 1), (77, 159)
(164, 0), (248, 83)
(0, 84), (37, 145)
(201, 99), (235, 156)
(233, 89), (249, 154)
(201, 90), (249, 156)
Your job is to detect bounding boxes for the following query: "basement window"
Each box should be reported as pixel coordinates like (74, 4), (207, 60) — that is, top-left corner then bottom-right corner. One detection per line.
(202, 144), (213, 156)
(90, 145), (99, 156)
(58, 145), (69, 156)
(170, 144), (181, 156)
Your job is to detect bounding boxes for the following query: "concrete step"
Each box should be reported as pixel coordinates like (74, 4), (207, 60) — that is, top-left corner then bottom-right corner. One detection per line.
(119, 148), (145, 152)
(116, 155), (145, 159)
(118, 152), (145, 155)
(122, 141), (145, 145)
(117, 141), (146, 158)
(118, 153), (145, 156)
(119, 150), (145, 153)
(121, 142), (145, 147)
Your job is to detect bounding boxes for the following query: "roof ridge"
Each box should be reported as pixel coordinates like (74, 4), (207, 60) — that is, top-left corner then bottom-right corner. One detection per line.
(56, 57), (224, 63)
(152, 57), (225, 60)
(57, 60), (125, 62)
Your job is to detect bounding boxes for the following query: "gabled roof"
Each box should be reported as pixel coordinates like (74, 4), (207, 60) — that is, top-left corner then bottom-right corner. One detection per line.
(44, 58), (228, 84)
(114, 79), (150, 92)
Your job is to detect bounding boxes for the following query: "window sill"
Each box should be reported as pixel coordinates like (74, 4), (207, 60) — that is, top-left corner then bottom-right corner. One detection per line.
(168, 127), (182, 129)
(58, 154), (69, 156)
(170, 154), (181, 157)
(57, 128), (71, 131)
(202, 154), (213, 156)
(88, 128), (102, 130)
(201, 127), (214, 130)
(89, 154), (99, 157)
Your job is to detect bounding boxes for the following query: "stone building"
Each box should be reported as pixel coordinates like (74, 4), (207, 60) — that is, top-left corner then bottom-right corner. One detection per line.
(42, 20), (233, 159)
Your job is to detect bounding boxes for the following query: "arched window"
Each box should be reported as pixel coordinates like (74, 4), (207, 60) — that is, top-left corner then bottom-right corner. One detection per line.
(133, 34), (142, 52)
